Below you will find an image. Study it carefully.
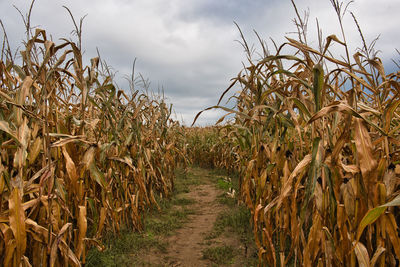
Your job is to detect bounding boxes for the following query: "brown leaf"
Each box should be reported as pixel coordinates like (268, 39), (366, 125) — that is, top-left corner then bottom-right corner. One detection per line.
(49, 134), (90, 147)
(0, 120), (20, 145)
(0, 224), (16, 267)
(82, 147), (96, 169)
(354, 118), (377, 179)
(50, 238), (59, 267)
(370, 246), (385, 267)
(308, 101), (360, 123)
(96, 207), (107, 238)
(383, 169), (397, 196)
(9, 187), (27, 265)
(25, 219), (48, 243)
(58, 240), (81, 267)
(341, 162), (360, 174)
(353, 241), (370, 267)
(76, 205), (87, 260)
(62, 147), (78, 187)
(13, 117), (31, 169)
(342, 179), (356, 218)
(18, 76), (33, 105)
(273, 154), (311, 211)
(21, 255), (33, 267)
(384, 214), (400, 258)
(28, 137), (42, 165)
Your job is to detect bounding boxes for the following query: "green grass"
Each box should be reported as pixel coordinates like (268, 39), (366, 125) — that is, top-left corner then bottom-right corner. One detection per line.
(146, 207), (195, 236)
(207, 167), (240, 191)
(85, 226), (166, 267)
(205, 204), (252, 240)
(216, 177), (232, 190)
(174, 167), (204, 193)
(216, 192), (236, 206)
(202, 245), (235, 265)
(206, 168), (252, 241)
(203, 204), (258, 266)
(204, 167), (258, 266)
(171, 197), (196, 206)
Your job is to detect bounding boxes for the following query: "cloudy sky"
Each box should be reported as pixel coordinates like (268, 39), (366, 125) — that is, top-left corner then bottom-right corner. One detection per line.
(1, 0), (399, 125)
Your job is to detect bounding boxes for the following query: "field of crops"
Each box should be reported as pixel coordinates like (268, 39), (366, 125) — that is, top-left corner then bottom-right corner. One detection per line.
(190, 2), (400, 266)
(1, 1), (400, 266)
(0, 22), (189, 265)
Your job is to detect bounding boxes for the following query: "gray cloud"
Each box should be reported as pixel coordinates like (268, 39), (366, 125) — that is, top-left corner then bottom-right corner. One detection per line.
(1, 0), (399, 126)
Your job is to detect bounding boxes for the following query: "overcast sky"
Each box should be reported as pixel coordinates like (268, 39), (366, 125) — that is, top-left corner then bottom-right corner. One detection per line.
(1, 0), (399, 125)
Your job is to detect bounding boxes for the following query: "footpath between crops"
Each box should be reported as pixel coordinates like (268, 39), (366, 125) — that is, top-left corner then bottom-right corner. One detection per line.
(86, 166), (258, 267)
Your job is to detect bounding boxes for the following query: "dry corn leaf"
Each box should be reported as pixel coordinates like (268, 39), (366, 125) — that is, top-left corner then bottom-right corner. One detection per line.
(76, 205), (87, 260)
(9, 187), (27, 264)
(353, 241), (370, 267)
(0, 120), (20, 145)
(384, 214), (400, 258)
(62, 147), (78, 186)
(96, 207), (107, 238)
(370, 246), (385, 267)
(354, 118), (377, 178)
(28, 137), (42, 165)
(276, 154), (312, 210)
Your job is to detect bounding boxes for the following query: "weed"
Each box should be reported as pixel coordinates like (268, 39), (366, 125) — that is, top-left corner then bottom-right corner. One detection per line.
(216, 177), (232, 191)
(174, 167), (203, 194)
(86, 227), (166, 267)
(202, 245), (235, 265)
(171, 197), (196, 206)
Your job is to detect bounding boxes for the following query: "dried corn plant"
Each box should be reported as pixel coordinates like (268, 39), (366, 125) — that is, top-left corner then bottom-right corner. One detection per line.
(0, 22), (186, 266)
(193, 2), (400, 266)
(185, 126), (239, 170)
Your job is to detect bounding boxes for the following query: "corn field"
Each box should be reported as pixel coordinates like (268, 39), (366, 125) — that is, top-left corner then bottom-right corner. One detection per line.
(2, 0), (400, 266)
(0, 25), (186, 266)
(185, 126), (237, 170)
(192, 2), (400, 266)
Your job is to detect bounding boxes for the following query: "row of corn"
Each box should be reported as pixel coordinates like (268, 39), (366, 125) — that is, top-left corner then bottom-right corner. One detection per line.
(0, 29), (186, 266)
(190, 9), (400, 266)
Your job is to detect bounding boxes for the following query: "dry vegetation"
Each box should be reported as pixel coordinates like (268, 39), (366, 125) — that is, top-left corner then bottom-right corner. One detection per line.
(0, 6), (187, 266)
(2, 0), (400, 266)
(191, 1), (400, 266)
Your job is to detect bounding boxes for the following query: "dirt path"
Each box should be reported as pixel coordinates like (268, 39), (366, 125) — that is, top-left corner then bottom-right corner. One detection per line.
(138, 167), (256, 267)
(162, 183), (224, 266)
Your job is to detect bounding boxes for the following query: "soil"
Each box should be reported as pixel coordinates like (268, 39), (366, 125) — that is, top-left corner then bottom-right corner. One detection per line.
(138, 168), (254, 267)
